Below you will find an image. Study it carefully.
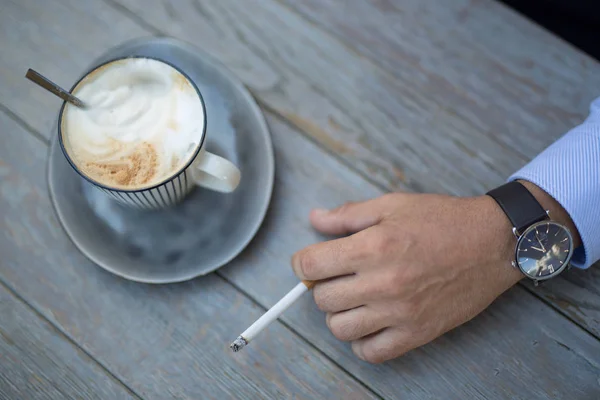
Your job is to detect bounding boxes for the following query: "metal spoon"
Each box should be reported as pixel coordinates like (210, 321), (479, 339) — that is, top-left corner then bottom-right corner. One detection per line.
(25, 68), (87, 109)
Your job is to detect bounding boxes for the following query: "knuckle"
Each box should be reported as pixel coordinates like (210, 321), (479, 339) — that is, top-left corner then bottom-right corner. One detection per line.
(387, 270), (406, 295)
(312, 286), (331, 311)
(352, 238), (375, 261)
(330, 316), (358, 341)
(376, 268), (406, 299)
(334, 201), (355, 215)
(397, 301), (419, 319)
(357, 329), (414, 364)
(380, 192), (403, 207)
(369, 230), (395, 254)
(399, 230), (417, 256)
(362, 347), (387, 364)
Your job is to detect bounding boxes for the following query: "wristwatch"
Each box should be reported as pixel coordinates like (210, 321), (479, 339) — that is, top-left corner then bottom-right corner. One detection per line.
(486, 181), (574, 285)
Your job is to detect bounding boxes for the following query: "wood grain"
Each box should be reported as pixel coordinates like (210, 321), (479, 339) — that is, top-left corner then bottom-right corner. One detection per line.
(0, 0), (147, 136)
(274, 0), (600, 338)
(3, 0), (520, 195)
(280, 0), (600, 158)
(534, 265), (600, 338)
(221, 114), (600, 399)
(3, 94), (599, 399)
(1, 0), (599, 398)
(108, 0), (600, 195)
(0, 282), (137, 400)
(109, 0), (600, 347)
(0, 112), (378, 399)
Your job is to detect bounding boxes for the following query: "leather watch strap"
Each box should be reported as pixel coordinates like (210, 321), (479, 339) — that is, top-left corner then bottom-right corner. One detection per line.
(486, 181), (547, 234)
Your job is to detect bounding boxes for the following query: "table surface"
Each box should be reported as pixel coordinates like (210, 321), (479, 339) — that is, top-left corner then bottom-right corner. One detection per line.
(1, 0), (599, 399)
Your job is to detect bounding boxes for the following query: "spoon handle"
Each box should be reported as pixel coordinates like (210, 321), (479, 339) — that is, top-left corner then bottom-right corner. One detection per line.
(25, 68), (86, 108)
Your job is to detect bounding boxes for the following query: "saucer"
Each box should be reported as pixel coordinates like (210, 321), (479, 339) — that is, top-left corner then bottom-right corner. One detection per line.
(48, 37), (274, 284)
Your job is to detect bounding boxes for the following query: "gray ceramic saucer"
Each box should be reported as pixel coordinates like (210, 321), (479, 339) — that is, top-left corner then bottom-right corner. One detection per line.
(48, 37), (274, 283)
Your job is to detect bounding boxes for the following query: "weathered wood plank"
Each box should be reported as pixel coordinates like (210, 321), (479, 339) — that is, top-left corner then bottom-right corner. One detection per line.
(5, 0), (527, 195)
(1, 0), (599, 398)
(101, 0), (599, 194)
(280, 0), (600, 158)
(8, 0), (599, 340)
(3, 99), (599, 399)
(535, 264), (600, 337)
(0, 113), (378, 399)
(105, 0), (600, 351)
(220, 114), (600, 399)
(0, 282), (137, 400)
(274, 0), (600, 338)
(0, 0), (147, 136)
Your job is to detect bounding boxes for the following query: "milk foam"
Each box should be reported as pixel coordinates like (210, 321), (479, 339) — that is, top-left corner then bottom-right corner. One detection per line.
(61, 58), (204, 189)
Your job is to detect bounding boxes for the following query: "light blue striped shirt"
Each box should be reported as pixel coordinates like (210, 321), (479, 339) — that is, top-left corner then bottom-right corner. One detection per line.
(509, 97), (600, 269)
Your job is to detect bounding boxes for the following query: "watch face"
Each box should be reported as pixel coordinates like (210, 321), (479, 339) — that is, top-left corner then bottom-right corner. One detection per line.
(515, 221), (573, 280)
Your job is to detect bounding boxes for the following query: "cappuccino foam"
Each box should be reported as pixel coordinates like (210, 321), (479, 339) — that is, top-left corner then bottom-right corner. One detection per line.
(61, 58), (204, 190)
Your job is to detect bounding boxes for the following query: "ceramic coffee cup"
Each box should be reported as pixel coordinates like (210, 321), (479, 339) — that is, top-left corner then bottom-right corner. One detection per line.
(58, 56), (241, 209)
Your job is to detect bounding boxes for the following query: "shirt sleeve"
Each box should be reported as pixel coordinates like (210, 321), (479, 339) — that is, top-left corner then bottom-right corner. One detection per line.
(508, 97), (600, 269)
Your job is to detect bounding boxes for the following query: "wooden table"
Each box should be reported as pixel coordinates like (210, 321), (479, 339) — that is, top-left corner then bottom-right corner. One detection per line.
(1, 0), (599, 398)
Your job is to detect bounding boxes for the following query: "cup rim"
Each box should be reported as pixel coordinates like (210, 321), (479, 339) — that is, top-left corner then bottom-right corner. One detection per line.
(57, 55), (208, 193)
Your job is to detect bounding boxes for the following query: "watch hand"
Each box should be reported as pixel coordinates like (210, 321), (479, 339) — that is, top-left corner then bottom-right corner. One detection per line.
(534, 231), (547, 252)
(530, 246), (544, 252)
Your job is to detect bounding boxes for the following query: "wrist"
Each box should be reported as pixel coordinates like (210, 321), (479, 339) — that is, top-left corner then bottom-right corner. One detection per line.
(468, 195), (524, 285)
(476, 179), (580, 285)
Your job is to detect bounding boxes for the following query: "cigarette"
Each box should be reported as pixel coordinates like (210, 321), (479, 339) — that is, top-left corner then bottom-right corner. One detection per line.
(230, 280), (316, 352)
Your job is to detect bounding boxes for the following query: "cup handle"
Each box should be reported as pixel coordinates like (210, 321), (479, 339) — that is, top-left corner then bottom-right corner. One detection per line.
(190, 151), (241, 193)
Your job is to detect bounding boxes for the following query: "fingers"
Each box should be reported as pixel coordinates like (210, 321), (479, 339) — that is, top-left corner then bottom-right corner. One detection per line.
(310, 198), (386, 236)
(351, 327), (413, 364)
(325, 306), (389, 342)
(292, 195), (395, 281)
(291, 229), (373, 280)
(312, 275), (367, 313)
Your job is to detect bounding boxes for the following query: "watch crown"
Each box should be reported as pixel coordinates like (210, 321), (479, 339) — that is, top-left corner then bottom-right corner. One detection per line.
(511, 260), (517, 268)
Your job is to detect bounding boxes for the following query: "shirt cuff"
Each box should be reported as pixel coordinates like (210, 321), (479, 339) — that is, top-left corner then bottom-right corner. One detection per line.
(508, 99), (600, 269)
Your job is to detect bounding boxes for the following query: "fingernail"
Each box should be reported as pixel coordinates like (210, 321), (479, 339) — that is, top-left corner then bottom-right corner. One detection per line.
(291, 253), (302, 278)
(352, 342), (365, 360)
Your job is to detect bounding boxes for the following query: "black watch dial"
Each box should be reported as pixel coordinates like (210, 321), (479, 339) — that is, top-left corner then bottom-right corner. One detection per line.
(515, 221), (573, 280)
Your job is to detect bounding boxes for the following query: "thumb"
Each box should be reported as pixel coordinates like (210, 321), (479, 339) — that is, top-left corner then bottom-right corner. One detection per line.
(310, 198), (385, 236)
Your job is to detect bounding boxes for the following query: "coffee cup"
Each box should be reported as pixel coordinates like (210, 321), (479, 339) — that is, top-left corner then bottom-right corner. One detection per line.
(58, 56), (241, 209)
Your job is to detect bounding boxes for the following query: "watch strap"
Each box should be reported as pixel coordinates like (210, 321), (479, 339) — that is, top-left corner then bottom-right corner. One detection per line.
(486, 181), (547, 234)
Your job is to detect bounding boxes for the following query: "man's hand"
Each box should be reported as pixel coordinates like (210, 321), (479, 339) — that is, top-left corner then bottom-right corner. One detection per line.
(291, 192), (525, 364)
